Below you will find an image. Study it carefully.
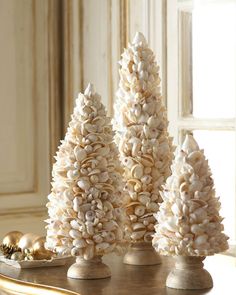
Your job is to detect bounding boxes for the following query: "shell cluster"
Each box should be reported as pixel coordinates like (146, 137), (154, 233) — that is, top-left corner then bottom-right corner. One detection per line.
(152, 134), (229, 256)
(113, 32), (174, 243)
(45, 84), (128, 260)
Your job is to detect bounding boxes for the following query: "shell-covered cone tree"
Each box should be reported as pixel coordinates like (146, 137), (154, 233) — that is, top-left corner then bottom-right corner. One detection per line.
(152, 134), (229, 257)
(45, 84), (127, 279)
(113, 32), (174, 265)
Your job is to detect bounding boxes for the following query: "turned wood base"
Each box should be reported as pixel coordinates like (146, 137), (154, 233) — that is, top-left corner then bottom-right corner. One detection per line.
(67, 256), (111, 280)
(123, 242), (161, 266)
(166, 256), (213, 290)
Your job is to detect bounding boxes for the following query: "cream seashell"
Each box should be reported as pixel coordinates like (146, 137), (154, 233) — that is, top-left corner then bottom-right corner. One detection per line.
(131, 230), (146, 240)
(140, 155), (154, 167)
(144, 232), (153, 242)
(80, 203), (92, 212)
(191, 224), (204, 235)
(96, 242), (110, 252)
(131, 164), (144, 178)
(83, 245), (94, 260)
(85, 210), (95, 221)
(132, 222), (146, 231)
(134, 205), (146, 216)
(146, 202), (158, 212)
(73, 197), (83, 212)
(103, 220), (118, 231)
(193, 234), (208, 247)
(93, 234), (103, 243)
(104, 232), (116, 243)
(138, 194), (150, 205)
(86, 222), (94, 235)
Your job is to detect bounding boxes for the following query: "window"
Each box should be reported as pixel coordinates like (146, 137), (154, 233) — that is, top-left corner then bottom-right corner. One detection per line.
(167, 0), (236, 244)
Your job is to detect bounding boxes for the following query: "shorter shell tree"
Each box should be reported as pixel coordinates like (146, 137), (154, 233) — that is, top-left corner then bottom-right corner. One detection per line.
(153, 134), (229, 289)
(45, 84), (127, 279)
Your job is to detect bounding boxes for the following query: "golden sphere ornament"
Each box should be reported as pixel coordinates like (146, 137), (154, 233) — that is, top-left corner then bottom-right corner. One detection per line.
(2, 231), (23, 247)
(32, 236), (54, 260)
(18, 233), (40, 251)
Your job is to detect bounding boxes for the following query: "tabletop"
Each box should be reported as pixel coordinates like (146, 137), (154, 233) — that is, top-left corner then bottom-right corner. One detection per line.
(0, 253), (236, 295)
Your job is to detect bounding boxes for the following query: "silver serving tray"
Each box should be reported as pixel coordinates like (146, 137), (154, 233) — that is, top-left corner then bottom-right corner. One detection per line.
(0, 255), (71, 269)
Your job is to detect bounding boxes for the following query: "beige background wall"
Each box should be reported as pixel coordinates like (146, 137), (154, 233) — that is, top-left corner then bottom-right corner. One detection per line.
(0, 0), (166, 239)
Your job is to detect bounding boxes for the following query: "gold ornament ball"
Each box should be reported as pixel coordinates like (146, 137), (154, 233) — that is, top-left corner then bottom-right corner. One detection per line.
(2, 231), (24, 247)
(32, 236), (53, 260)
(18, 233), (40, 251)
(11, 252), (24, 261)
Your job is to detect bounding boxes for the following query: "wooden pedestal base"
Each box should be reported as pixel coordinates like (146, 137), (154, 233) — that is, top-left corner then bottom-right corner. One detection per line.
(123, 242), (161, 266)
(67, 256), (111, 280)
(166, 256), (213, 290)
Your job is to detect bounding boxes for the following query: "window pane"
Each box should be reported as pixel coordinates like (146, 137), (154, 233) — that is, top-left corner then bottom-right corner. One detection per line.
(190, 130), (236, 242)
(192, 2), (236, 118)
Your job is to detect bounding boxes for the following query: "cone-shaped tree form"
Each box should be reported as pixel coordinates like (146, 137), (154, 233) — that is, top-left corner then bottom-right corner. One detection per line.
(113, 32), (174, 244)
(45, 84), (127, 262)
(153, 134), (229, 256)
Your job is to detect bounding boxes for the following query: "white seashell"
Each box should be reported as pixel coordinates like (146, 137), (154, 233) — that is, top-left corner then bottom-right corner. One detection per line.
(171, 203), (182, 216)
(131, 230), (146, 240)
(74, 146), (87, 161)
(164, 217), (178, 232)
(134, 205), (145, 216)
(73, 197), (83, 212)
(69, 229), (82, 239)
(73, 239), (87, 248)
(71, 220), (82, 230)
(77, 179), (90, 191)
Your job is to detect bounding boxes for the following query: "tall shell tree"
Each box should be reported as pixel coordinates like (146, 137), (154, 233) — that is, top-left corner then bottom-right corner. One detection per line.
(45, 84), (127, 279)
(153, 134), (229, 289)
(113, 32), (174, 265)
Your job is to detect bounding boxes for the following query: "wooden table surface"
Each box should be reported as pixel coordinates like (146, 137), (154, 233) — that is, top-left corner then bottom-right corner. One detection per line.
(0, 254), (235, 295)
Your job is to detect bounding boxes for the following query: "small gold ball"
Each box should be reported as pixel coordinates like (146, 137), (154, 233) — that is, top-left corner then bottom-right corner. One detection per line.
(2, 231), (24, 247)
(18, 233), (40, 251)
(11, 252), (24, 261)
(32, 237), (53, 260)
